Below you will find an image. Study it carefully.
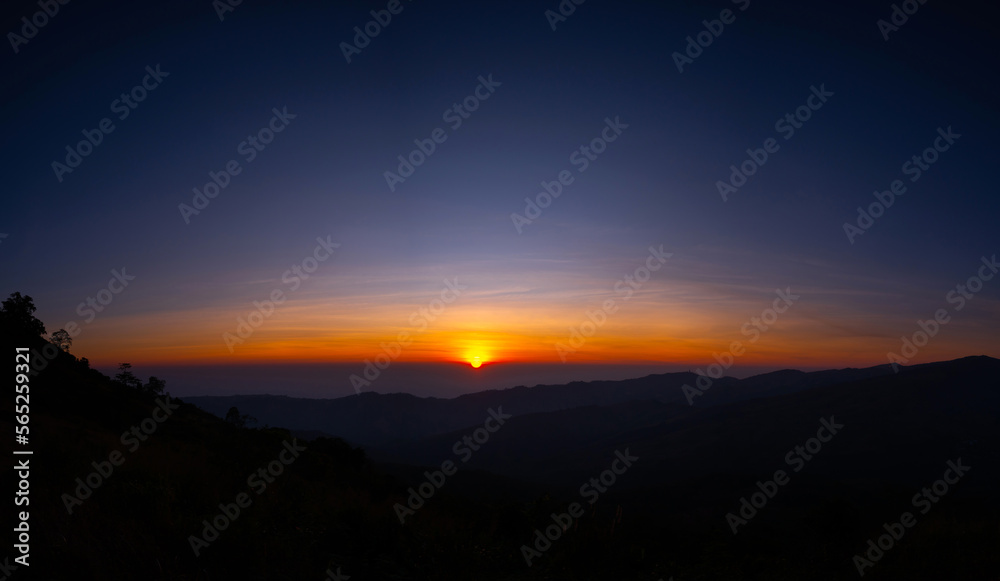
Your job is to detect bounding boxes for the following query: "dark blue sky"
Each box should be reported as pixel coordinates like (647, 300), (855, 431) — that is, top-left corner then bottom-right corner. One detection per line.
(2, 0), (998, 396)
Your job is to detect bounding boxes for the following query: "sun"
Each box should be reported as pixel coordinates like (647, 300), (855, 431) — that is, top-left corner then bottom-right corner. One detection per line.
(461, 342), (492, 369)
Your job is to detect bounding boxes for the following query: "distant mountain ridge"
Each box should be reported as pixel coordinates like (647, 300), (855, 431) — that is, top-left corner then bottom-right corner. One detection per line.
(186, 359), (918, 446)
(378, 355), (1000, 492)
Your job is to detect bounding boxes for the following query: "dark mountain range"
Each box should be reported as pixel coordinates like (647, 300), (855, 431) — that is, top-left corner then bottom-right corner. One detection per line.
(375, 356), (999, 490)
(187, 362), (899, 447)
(188, 356), (1000, 579)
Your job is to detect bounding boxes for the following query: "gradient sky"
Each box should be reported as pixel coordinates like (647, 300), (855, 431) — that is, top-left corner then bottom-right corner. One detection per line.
(2, 0), (998, 394)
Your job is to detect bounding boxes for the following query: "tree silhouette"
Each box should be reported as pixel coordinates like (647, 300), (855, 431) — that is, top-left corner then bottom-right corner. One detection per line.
(225, 406), (256, 428)
(0, 292), (46, 336)
(49, 329), (72, 352)
(144, 376), (166, 396)
(115, 363), (142, 390)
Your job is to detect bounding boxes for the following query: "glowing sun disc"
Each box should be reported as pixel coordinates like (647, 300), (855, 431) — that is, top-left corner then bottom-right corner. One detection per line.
(470, 356), (482, 368)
